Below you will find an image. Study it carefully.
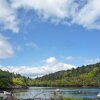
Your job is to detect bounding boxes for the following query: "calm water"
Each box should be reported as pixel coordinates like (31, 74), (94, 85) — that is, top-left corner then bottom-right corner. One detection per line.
(13, 87), (100, 99)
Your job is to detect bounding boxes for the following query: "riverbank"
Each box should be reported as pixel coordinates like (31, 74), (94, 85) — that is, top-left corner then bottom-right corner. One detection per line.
(0, 86), (29, 90)
(1, 96), (97, 100)
(30, 85), (100, 88)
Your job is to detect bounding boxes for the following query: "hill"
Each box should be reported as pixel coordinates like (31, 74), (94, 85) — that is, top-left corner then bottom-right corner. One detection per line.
(32, 63), (100, 87)
(0, 69), (33, 89)
(1, 62), (100, 88)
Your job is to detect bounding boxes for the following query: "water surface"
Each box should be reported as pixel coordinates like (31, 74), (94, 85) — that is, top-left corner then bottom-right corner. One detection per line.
(13, 87), (100, 99)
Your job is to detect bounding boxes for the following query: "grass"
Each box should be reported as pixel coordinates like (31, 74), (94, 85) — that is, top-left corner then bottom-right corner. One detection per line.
(63, 97), (83, 100)
(50, 96), (83, 100)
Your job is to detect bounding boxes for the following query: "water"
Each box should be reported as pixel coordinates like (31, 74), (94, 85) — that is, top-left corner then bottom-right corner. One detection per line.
(13, 87), (100, 99)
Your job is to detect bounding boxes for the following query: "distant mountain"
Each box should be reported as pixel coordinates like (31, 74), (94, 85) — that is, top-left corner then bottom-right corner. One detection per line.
(32, 63), (100, 87)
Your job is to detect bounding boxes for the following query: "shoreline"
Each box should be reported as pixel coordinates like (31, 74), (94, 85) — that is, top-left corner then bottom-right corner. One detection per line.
(30, 85), (100, 88)
(0, 86), (29, 90)
(0, 85), (100, 90)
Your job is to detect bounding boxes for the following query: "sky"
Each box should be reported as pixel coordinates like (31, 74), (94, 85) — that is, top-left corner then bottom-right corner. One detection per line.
(0, 0), (100, 78)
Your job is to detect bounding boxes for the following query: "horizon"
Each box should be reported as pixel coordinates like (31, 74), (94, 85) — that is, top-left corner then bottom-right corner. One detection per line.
(0, 0), (100, 78)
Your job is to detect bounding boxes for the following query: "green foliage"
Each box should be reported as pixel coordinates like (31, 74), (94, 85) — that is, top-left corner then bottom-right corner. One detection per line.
(33, 63), (100, 87)
(0, 70), (32, 88)
(0, 62), (100, 88)
(0, 70), (13, 88)
(63, 97), (83, 100)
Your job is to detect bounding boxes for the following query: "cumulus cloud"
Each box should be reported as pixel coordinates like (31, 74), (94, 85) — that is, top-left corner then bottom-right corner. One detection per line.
(11, 0), (100, 29)
(0, 34), (14, 59)
(0, 57), (76, 78)
(45, 57), (57, 63)
(73, 0), (100, 29)
(0, 0), (19, 32)
(0, 0), (100, 31)
(11, 0), (73, 21)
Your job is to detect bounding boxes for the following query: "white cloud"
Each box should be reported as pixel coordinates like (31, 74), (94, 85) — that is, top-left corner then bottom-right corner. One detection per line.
(0, 34), (14, 59)
(11, 0), (100, 29)
(45, 57), (56, 63)
(64, 56), (81, 61)
(0, 0), (100, 31)
(65, 56), (75, 60)
(25, 42), (39, 49)
(0, 57), (76, 78)
(73, 0), (100, 29)
(0, 0), (19, 32)
(11, 0), (72, 20)
(85, 57), (100, 65)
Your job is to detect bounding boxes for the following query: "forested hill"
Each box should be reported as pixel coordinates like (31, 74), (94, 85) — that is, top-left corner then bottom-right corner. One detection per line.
(33, 63), (100, 87)
(1, 62), (100, 88)
(0, 69), (33, 89)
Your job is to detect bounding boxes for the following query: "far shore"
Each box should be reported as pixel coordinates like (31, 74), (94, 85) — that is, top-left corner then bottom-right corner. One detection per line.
(0, 85), (29, 90)
(0, 85), (100, 91)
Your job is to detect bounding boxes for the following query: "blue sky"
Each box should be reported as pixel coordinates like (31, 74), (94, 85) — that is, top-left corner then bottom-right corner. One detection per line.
(0, 0), (100, 77)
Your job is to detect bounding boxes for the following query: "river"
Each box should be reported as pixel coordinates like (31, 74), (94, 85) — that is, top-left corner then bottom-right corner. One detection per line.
(13, 87), (100, 99)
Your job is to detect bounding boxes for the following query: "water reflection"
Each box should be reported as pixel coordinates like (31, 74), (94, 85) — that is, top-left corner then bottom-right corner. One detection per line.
(13, 87), (100, 99)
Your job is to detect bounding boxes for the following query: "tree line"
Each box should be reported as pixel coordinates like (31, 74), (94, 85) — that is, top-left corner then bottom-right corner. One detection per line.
(32, 63), (100, 87)
(0, 69), (33, 88)
(0, 62), (100, 88)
